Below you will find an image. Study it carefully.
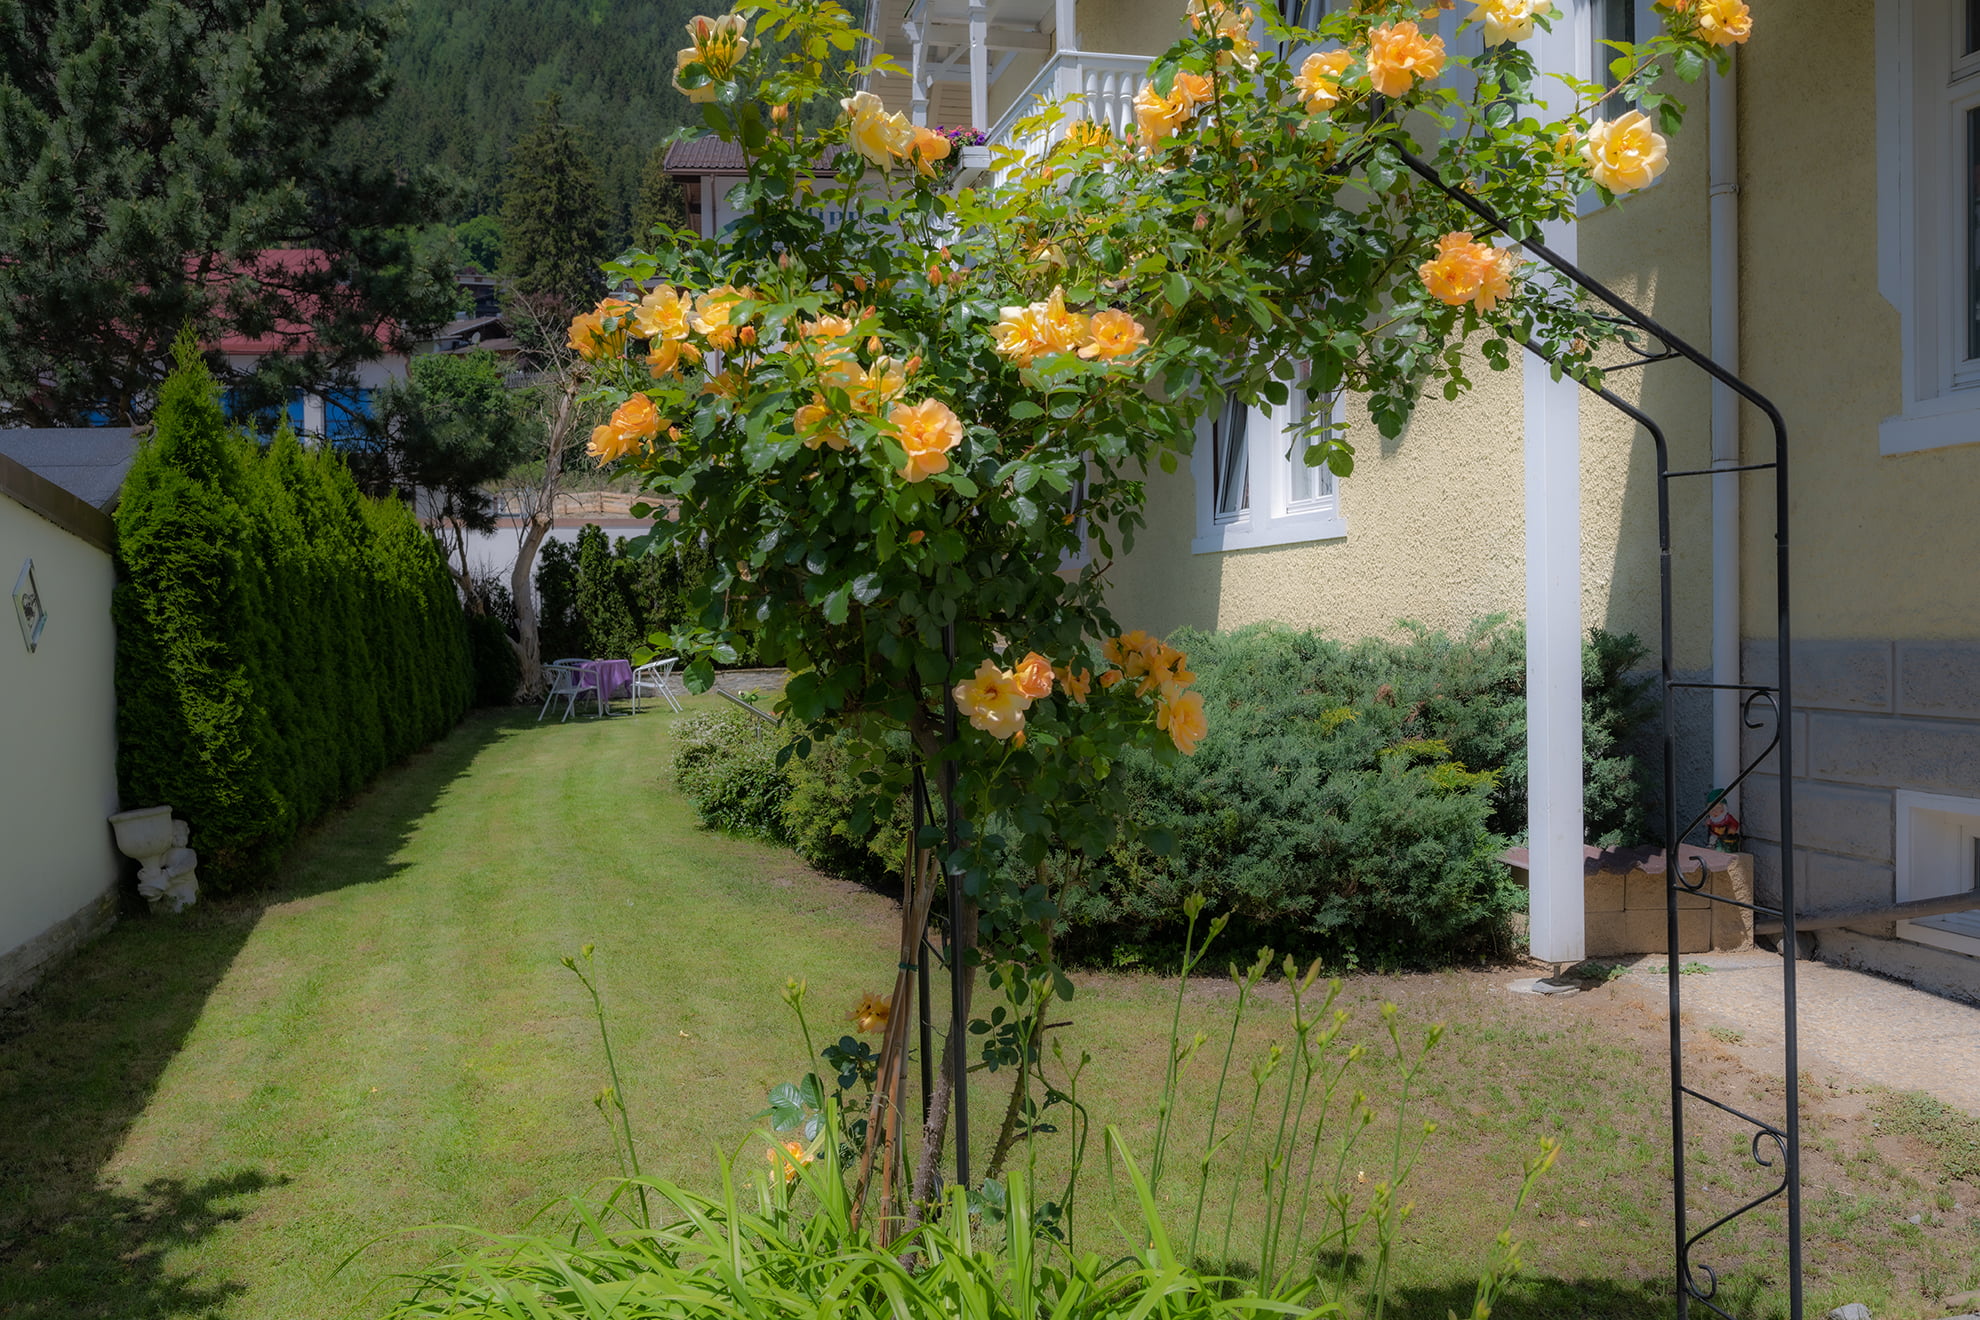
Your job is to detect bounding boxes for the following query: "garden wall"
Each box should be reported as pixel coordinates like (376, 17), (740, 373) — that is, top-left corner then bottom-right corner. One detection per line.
(0, 453), (121, 1005)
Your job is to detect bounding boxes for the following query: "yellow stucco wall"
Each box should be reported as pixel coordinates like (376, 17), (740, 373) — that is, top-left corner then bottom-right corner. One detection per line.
(1078, 0), (1189, 56)
(1736, 0), (1972, 643)
(0, 494), (121, 960)
(1103, 140), (1717, 660)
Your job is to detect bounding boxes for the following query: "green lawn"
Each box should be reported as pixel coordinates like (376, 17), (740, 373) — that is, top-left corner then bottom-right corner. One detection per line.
(1, 700), (1976, 1319)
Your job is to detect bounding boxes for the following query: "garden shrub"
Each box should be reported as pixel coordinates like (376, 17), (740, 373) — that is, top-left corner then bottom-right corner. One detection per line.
(672, 709), (905, 888)
(1056, 622), (1655, 969)
(668, 619), (1655, 969)
(114, 339), (473, 891)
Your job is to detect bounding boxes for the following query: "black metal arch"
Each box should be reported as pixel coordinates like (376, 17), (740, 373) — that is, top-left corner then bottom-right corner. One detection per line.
(1399, 148), (1803, 1319)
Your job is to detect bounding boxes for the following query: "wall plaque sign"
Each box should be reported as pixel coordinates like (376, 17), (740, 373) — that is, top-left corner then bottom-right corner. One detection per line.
(13, 559), (45, 653)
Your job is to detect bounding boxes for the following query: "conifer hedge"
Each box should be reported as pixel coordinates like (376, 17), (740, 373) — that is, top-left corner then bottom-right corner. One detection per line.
(113, 338), (473, 891)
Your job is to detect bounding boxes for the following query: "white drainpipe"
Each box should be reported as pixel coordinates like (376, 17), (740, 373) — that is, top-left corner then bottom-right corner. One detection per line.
(1710, 59), (1741, 812)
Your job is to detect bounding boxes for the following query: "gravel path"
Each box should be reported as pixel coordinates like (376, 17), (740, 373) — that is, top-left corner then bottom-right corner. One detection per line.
(1600, 949), (1980, 1113)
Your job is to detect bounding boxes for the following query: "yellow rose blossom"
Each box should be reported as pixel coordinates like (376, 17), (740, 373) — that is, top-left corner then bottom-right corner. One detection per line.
(1294, 50), (1354, 113)
(1191, 2), (1261, 69)
(633, 286), (691, 341)
(801, 314), (855, 341)
(1364, 21), (1446, 98)
(851, 992), (891, 1033)
(673, 14), (749, 102)
(588, 393), (662, 463)
(1693, 0), (1750, 45)
(643, 338), (702, 378)
(1469, 0), (1551, 45)
(691, 286), (751, 351)
(890, 397), (963, 482)
(841, 90), (916, 168)
(1158, 688), (1209, 756)
(849, 357), (907, 415)
(1081, 308), (1149, 361)
(1133, 83), (1187, 148)
(1013, 652), (1055, 699)
(1170, 70), (1214, 113)
(567, 297), (631, 362)
(990, 289), (1088, 366)
(953, 659), (1032, 740)
(1582, 109), (1669, 193)
(794, 399), (848, 451)
(908, 124), (953, 177)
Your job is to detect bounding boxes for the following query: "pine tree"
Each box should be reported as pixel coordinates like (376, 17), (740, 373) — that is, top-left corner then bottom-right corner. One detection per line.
(499, 96), (611, 316)
(0, 0), (460, 426)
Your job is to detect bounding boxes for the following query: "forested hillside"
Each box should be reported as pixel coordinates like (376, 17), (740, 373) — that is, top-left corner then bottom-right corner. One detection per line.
(340, 0), (714, 246)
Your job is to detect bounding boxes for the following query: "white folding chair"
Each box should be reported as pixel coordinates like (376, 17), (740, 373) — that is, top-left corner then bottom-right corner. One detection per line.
(631, 657), (683, 714)
(538, 661), (596, 723)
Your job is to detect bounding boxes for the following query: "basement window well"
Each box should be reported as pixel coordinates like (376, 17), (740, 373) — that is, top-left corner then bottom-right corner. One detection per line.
(1896, 789), (1980, 957)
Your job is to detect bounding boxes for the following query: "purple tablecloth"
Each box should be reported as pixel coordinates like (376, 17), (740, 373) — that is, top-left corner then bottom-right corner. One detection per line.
(579, 659), (634, 715)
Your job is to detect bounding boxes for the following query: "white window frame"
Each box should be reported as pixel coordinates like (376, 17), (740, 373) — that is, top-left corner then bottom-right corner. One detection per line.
(1894, 789), (1980, 958)
(1191, 390), (1346, 553)
(1566, 0), (1660, 216)
(1878, 0), (1980, 455)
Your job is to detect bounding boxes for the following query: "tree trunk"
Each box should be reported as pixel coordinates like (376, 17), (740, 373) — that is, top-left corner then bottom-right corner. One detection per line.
(509, 377), (578, 698)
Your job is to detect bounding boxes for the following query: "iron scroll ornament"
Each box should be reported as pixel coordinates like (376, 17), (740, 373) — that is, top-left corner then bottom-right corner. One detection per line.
(1392, 147), (1804, 1318)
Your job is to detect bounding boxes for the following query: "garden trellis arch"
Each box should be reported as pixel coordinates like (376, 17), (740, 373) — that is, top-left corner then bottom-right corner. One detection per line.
(1398, 148), (1804, 1319)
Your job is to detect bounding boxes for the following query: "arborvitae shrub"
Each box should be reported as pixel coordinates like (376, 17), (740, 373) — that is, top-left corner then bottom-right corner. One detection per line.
(113, 346), (472, 891)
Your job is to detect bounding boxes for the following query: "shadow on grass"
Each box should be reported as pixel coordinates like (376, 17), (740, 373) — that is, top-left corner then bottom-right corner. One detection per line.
(0, 709), (524, 1319)
(1390, 1273), (1675, 1320)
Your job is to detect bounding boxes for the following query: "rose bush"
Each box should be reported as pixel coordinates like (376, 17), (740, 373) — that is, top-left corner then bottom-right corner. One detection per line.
(572, 0), (1746, 1209)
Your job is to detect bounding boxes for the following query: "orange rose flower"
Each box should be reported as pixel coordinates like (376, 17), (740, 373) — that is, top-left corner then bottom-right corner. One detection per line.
(1081, 309), (1149, 360)
(1365, 21), (1445, 98)
(1053, 665), (1093, 704)
(1157, 688), (1209, 755)
(794, 399), (848, 451)
(890, 398), (964, 482)
(588, 393), (663, 463)
(633, 286), (691, 341)
(1693, 0), (1750, 45)
(1294, 49), (1354, 112)
(1418, 232), (1520, 311)
(1013, 652), (1055, 699)
(568, 298), (632, 361)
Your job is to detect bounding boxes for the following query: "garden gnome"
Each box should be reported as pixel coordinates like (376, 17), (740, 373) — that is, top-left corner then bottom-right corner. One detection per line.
(138, 819), (200, 913)
(1704, 789), (1741, 852)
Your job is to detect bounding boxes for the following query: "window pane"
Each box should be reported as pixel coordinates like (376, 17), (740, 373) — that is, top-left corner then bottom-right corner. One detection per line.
(1286, 395), (1330, 508)
(1970, 106), (1980, 360)
(1969, 0), (1980, 56)
(1213, 398), (1250, 523)
(1596, 0), (1635, 97)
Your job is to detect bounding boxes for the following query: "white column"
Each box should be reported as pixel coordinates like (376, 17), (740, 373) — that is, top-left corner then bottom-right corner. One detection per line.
(1524, 214), (1585, 966)
(968, 0), (989, 131)
(906, 20), (929, 126)
(1054, 0), (1079, 101)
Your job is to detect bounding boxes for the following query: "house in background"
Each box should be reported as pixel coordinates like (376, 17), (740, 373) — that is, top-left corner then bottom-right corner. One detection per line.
(866, 0), (1980, 1002)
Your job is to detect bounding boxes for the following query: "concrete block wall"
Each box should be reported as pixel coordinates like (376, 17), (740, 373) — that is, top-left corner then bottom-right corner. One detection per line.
(1740, 638), (1980, 1001)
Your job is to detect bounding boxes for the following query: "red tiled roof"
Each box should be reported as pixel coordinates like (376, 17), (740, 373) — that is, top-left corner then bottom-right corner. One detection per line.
(662, 138), (845, 176)
(204, 249), (392, 356)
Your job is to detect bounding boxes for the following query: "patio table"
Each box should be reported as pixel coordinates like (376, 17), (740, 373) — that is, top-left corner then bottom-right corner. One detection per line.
(579, 658), (634, 717)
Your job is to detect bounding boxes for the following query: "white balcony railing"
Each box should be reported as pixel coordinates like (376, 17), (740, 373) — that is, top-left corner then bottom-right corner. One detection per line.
(984, 50), (1151, 156)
